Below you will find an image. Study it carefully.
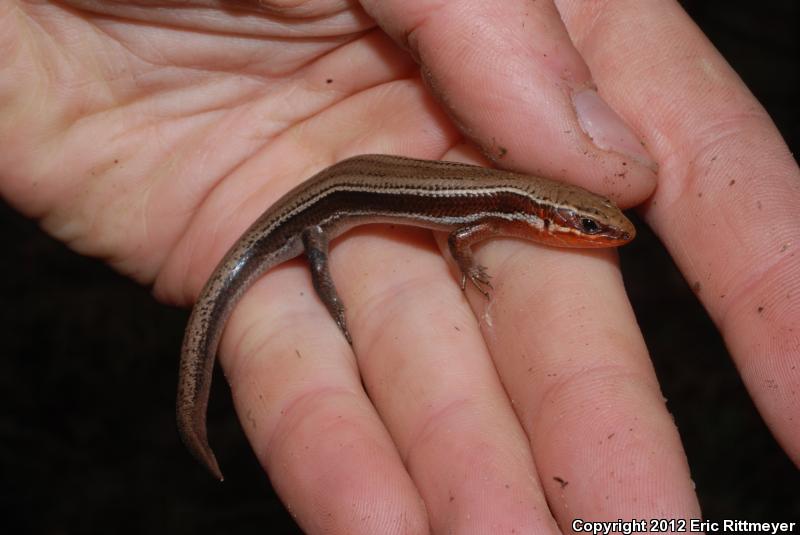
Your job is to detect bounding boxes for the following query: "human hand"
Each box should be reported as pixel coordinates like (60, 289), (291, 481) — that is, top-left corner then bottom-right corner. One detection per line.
(1, 0), (797, 532)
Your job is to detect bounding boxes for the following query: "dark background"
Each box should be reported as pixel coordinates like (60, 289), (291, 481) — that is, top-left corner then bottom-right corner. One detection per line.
(1, 1), (797, 532)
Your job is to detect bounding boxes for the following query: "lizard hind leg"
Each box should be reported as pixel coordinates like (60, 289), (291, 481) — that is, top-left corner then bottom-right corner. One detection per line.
(301, 226), (352, 344)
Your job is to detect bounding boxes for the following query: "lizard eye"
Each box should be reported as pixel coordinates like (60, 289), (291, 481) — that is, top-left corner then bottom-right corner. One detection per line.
(579, 217), (602, 234)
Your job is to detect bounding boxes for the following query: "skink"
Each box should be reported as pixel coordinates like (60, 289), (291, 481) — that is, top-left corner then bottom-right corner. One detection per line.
(177, 154), (636, 480)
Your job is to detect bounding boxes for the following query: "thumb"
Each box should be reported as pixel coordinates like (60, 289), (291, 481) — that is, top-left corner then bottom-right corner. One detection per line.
(360, 0), (656, 207)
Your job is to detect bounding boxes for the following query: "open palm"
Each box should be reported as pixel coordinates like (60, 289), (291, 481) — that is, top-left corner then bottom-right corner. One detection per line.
(3, 0), (798, 532)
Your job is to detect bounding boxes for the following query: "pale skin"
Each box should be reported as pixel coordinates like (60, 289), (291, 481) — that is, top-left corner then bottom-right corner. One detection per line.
(2, 0), (798, 532)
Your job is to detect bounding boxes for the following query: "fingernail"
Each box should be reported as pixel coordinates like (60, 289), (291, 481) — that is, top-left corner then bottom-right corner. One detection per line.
(572, 88), (657, 170)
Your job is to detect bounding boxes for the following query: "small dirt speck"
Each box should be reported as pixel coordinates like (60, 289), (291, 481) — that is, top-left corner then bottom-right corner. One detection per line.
(765, 379), (778, 389)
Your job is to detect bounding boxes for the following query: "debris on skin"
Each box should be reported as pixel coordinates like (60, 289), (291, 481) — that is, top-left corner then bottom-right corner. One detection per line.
(553, 476), (568, 489)
(486, 137), (508, 160)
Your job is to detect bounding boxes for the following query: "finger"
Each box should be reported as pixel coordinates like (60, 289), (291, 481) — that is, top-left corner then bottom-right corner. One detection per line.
(555, 0), (800, 464)
(334, 226), (561, 533)
(359, 0), (657, 206)
(452, 237), (701, 519)
(221, 263), (429, 534)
